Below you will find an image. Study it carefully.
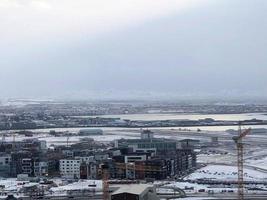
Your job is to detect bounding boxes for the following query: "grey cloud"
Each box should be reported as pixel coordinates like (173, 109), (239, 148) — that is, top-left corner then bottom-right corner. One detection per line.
(0, 0), (266, 100)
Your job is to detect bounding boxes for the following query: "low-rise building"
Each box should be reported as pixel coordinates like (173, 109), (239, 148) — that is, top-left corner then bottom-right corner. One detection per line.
(111, 184), (159, 200)
(78, 129), (103, 136)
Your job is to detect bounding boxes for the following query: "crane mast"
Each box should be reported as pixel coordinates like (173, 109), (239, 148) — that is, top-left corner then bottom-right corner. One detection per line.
(102, 165), (109, 200)
(236, 131), (244, 200)
(232, 123), (251, 200)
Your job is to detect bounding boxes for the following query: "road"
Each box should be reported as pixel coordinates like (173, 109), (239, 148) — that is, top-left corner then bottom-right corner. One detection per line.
(14, 193), (267, 200)
(186, 193), (267, 200)
(14, 194), (103, 200)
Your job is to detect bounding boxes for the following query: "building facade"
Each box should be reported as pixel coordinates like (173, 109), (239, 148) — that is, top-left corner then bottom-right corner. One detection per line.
(59, 159), (81, 179)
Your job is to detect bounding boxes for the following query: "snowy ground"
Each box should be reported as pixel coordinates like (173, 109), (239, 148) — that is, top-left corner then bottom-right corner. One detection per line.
(247, 157), (267, 170)
(0, 178), (103, 198)
(50, 180), (102, 194)
(1, 132), (139, 147)
(197, 153), (235, 165)
(245, 149), (267, 171)
(185, 165), (267, 181)
(164, 181), (209, 193)
(0, 178), (39, 192)
(158, 163), (267, 199)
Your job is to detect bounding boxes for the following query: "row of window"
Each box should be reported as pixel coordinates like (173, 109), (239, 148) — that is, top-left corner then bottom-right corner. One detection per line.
(60, 167), (80, 170)
(60, 160), (80, 163)
(60, 164), (80, 167)
(62, 171), (79, 174)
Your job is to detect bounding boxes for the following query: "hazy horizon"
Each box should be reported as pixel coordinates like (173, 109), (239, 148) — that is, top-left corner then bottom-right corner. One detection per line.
(1, 0), (267, 101)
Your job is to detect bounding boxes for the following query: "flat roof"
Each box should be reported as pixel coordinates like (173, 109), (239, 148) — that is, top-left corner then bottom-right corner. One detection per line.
(122, 138), (176, 143)
(111, 184), (153, 196)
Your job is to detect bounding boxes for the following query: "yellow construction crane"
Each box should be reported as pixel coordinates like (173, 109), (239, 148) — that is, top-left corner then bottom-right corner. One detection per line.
(102, 165), (110, 200)
(232, 124), (251, 200)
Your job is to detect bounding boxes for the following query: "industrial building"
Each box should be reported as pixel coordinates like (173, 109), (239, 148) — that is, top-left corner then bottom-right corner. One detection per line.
(111, 184), (159, 200)
(117, 130), (178, 152)
(78, 129), (103, 136)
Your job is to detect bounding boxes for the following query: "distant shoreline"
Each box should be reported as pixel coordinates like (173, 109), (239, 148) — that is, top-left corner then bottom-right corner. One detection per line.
(1, 122), (267, 132)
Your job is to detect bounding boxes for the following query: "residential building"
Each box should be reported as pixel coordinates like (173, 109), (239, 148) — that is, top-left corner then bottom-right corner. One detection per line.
(59, 159), (81, 179)
(144, 159), (167, 180)
(0, 153), (11, 177)
(34, 160), (48, 177)
(21, 158), (32, 175)
(125, 155), (147, 163)
(10, 151), (32, 177)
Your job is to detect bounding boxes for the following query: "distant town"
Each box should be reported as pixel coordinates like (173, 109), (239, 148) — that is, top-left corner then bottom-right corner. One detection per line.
(0, 100), (267, 131)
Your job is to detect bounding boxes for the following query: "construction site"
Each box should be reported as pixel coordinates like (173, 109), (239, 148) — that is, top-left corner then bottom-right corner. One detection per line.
(0, 121), (267, 200)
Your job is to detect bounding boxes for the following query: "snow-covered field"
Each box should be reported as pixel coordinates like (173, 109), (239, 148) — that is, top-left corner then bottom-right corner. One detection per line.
(197, 153), (235, 165)
(247, 156), (267, 170)
(42, 135), (136, 146)
(185, 165), (267, 181)
(165, 181), (208, 192)
(50, 180), (102, 193)
(0, 178), (38, 192)
(0, 178), (103, 198)
(1, 132), (139, 147)
(245, 149), (267, 171)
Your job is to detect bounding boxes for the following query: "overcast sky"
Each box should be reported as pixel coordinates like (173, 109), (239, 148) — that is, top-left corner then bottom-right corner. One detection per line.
(0, 0), (266, 100)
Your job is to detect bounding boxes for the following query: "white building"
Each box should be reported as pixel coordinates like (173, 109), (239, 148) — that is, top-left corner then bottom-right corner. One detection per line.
(60, 159), (81, 179)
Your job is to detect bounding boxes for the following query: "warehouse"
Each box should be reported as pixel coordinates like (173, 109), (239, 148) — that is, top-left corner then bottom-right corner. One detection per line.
(111, 184), (159, 200)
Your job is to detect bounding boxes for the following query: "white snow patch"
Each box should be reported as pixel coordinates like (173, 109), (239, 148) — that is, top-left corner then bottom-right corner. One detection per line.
(185, 165), (267, 181)
(50, 180), (102, 193)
